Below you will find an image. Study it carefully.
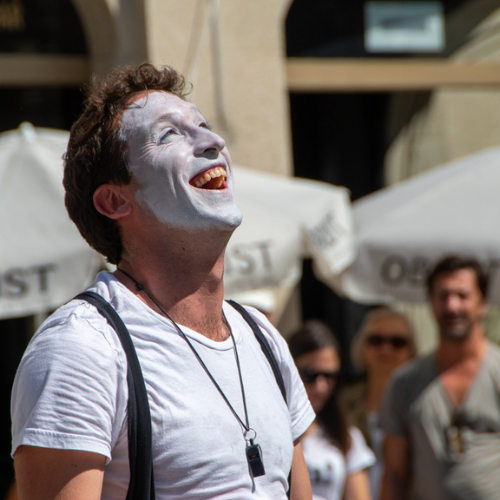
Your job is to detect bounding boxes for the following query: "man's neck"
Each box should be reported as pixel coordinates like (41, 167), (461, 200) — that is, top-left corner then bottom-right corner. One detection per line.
(434, 326), (488, 407)
(435, 325), (487, 371)
(117, 226), (233, 341)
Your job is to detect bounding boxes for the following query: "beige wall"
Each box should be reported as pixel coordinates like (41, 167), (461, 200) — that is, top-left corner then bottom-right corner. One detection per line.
(7, 0), (500, 181)
(71, 0), (117, 74)
(385, 6), (500, 184)
(143, 0), (293, 176)
(75, 0), (293, 175)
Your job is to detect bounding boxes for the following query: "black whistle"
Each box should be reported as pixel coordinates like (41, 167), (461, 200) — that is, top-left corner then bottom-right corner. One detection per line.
(246, 441), (266, 477)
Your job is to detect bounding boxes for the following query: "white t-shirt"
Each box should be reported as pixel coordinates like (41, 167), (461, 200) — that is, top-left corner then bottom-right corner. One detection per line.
(11, 272), (315, 499)
(302, 425), (375, 500)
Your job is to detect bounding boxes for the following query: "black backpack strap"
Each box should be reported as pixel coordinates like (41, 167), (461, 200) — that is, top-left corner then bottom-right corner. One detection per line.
(226, 299), (287, 403)
(227, 299), (292, 498)
(75, 291), (155, 500)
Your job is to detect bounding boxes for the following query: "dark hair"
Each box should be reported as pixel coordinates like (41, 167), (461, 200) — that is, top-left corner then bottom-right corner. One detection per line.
(63, 63), (189, 264)
(426, 255), (489, 298)
(288, 320), (351, 456)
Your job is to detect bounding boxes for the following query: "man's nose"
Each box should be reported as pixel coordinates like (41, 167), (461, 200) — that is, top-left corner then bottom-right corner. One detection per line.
(444, 294), (461, 311)
(192, 127), (226, 157)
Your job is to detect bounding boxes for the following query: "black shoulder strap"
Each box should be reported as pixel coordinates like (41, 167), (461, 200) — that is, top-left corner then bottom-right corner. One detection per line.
(75, 291), (155, 500)
(227, 299), (292, 498)
(226, 299), (287, 404)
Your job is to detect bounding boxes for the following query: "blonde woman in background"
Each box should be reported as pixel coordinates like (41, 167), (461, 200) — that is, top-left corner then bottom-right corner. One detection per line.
(345, 308), (417, 500)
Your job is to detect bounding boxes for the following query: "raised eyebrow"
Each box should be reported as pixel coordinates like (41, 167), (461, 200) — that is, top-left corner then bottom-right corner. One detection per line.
(187, 103), (210, 125)
(155, 106), (209, 128)
(155, 112), (180, 124)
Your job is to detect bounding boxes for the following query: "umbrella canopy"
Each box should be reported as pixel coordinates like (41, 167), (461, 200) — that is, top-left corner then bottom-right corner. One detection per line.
(0, 123), (355, 317)
(225, 166), (355, 298)
(0, 123), (102, 319)
(329, 147), (500, 304)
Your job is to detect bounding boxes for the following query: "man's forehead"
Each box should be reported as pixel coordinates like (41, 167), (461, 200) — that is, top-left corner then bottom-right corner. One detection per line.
(124, 90), (199, 118)
(118, 91), (201, 138)
(433, 269), (481, 292)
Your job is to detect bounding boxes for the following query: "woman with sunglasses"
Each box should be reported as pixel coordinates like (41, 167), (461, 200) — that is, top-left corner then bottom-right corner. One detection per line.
(345, 307), (416, 500)
(289, 320), (375, 500)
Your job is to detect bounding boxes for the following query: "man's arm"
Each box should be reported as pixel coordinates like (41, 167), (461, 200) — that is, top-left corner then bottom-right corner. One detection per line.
(14, 445), (106, 500)
(290, 441), (312, 500)
(379, 434), (410, 500)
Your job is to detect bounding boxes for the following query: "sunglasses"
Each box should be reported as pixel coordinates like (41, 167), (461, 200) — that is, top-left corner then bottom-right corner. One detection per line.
(365, 334), (409, 349)
(299, 368), (340, 385)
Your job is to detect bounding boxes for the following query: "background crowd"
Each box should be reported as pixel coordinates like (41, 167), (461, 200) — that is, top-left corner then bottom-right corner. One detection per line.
(289, 254), (500, 500)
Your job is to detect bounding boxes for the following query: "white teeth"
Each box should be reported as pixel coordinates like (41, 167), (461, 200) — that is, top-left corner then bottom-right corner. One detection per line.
(192, 167), (227, 188)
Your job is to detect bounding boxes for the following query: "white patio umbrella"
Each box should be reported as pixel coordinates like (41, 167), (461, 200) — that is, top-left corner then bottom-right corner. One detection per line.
(329, 147), (500, 304)
(0, 123), (355, 318)
(225, 166), (355, 302)
(0, 123), (103, 319)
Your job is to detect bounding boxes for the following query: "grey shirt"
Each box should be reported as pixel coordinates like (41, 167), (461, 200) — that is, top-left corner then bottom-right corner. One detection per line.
(380, 341), (500, 500)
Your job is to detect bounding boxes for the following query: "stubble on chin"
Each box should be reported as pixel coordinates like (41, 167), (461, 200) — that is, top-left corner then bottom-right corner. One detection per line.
(439, 316), (475, 341)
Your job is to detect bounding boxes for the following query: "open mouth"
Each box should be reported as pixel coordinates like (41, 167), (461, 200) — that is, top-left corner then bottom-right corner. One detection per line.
(190, 166), (227, 190)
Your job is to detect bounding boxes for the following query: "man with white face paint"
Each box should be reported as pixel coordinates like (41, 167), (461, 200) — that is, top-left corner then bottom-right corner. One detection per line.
(379, 255), (500, 500)
(119, 91), (242, 231)
(11, 63), (314, 499)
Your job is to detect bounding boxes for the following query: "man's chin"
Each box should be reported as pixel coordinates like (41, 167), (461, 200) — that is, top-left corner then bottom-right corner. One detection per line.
(157, 204), (243, 232)
(441, 326), (471, 341)
(194, 201), (243, 230)
(196, 217), (241, 234)
(211, 208), (243, 230)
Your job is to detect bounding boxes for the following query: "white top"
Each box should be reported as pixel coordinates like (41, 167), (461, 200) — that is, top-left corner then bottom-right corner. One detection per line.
(11, 272), (315, 499)
(302, 425), (375, 500)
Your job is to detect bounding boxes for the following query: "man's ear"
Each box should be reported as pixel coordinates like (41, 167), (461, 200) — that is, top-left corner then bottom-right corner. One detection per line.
(93, 184), (133, 220)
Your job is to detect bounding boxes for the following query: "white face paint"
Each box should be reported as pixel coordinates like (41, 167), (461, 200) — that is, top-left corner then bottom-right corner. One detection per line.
(119, 91), (242, 230)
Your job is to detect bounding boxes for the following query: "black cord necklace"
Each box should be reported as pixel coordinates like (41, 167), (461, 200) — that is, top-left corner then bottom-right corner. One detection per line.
(117, 267), (266, 478)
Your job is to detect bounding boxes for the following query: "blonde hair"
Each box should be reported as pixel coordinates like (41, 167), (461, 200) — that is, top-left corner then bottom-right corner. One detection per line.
(351, 307), (417, 372)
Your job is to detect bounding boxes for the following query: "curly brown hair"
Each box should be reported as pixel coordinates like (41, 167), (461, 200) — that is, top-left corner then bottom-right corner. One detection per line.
(63, 63), (189, 264)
